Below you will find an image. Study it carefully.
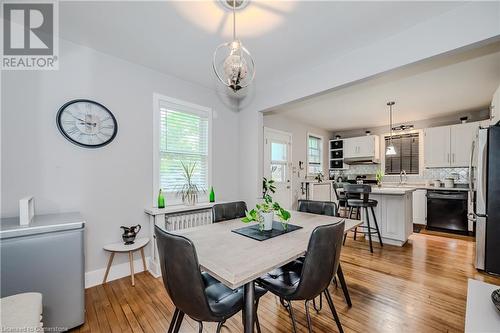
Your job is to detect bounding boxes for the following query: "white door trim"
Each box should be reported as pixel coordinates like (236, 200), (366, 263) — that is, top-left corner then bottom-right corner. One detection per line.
(263, 127), (293, 209)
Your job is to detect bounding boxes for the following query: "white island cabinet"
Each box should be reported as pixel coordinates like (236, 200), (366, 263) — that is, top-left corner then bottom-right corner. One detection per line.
(367, 187), (415, 246)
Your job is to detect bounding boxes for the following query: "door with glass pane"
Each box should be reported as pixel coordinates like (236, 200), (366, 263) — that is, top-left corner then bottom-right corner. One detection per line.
(263, 128), (292, 209)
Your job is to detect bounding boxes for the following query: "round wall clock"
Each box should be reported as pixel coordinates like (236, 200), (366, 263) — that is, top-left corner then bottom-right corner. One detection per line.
(56, 99), (118, 148)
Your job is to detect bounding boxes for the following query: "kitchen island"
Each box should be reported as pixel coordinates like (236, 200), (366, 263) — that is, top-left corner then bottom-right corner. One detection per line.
(340, 186), (415, 246)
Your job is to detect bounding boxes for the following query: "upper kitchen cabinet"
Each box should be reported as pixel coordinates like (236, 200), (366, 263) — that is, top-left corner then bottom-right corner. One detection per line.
(424, 122), (480, 168)
(343, 135), (380, 163)
(423, 126), (450, 168)
(450, 123), (479, 167)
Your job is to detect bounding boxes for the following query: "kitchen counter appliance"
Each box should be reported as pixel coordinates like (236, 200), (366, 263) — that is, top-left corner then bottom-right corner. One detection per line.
(427, 190), (468, 233)
(473, 125), (500, 274)
(0, 213), (85, 330)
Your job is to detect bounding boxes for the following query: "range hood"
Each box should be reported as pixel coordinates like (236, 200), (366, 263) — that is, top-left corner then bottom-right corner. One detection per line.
(344, 156), (380, 165)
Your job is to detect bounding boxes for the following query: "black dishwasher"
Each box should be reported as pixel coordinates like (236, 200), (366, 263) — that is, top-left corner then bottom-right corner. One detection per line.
(427, 190), (468, 234)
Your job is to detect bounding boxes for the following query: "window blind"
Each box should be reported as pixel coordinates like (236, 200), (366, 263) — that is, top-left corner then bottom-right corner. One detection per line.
(385, 133), (419, 175)
(308, 135), (322, 174)
(159, 104), (209, 193)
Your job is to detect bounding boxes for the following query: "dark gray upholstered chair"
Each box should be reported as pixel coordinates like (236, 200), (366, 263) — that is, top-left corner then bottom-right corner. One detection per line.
(212, 201), (247, 223)
(257, 222), (345, 333)
(342, 184), (383, 253)
(155, 226), (267, 333)
(332, 183), (348, 216)
(296, 199), (352, 309)
(297, 199), (337, 217)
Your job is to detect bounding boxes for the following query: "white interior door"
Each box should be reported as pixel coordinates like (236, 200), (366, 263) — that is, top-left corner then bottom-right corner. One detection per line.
(264, 128), (292, 210)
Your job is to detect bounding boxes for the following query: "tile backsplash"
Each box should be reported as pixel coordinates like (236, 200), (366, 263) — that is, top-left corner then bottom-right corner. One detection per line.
(333, 165), (469, 184)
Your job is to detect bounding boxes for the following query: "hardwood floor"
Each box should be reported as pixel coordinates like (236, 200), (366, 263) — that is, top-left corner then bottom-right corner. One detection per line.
(72, 232), (500, 333)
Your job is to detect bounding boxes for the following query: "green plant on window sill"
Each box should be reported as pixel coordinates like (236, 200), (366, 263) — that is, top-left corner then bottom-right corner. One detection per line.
(176, 161), (206, 206)
(376, 169), (384, 187)
(242, 177), (291, 231)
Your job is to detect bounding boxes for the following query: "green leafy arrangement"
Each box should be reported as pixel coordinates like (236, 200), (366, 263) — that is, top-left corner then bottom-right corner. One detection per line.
(242, 177), (292, 231)
(376, 169), (384, 184)
(176, 161), (205, 205)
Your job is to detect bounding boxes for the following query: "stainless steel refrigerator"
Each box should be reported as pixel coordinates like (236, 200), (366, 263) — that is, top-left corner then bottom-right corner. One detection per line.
(474, 125), (500, 274)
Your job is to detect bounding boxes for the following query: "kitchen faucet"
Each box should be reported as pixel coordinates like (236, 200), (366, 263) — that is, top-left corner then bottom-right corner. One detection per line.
(400, 170), (408, 185)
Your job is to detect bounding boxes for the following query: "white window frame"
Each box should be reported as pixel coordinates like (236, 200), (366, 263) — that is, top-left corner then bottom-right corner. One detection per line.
(306, 132), (323, 176)
(152, 93), (213, 206)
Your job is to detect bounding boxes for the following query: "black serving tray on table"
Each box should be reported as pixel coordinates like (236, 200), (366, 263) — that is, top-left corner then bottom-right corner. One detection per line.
(231, 221), (302, 241)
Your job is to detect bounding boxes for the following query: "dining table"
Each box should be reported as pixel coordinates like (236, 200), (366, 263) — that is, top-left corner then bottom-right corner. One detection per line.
(169, 210), (363, 333)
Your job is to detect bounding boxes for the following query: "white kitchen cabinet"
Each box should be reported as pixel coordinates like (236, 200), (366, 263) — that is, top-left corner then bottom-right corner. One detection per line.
(424, 126), (451, 167)
(367, 191), (413, 246)
(310, 183), (332, 201)
(450, 123), (479, 167)
(412, 189), (427, 225)
(343, 135), (379, 160)
(424, 122), (479, 168)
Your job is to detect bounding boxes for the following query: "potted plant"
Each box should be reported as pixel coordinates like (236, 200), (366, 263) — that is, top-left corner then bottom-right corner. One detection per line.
(176, 161), (205, 205)
(376, 169), (384, 187)
(242, 178), (291, 231)
(276, 205), (291, 231)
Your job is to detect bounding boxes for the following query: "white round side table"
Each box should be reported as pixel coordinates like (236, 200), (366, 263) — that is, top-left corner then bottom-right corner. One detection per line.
(103, 237), (149, 286)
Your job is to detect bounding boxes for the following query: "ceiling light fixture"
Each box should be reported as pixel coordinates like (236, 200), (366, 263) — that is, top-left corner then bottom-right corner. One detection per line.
(213, 0), (255, 92)
(386, 101), (397, 156)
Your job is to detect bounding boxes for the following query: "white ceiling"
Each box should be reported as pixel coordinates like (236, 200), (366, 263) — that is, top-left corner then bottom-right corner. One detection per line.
(267, 44), (500, 131)
(59, 1), (465, 90)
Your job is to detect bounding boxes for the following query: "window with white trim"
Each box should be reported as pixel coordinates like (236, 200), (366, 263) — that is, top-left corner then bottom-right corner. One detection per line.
(307, 134), (323, 175)
(154, 94), (212, 202)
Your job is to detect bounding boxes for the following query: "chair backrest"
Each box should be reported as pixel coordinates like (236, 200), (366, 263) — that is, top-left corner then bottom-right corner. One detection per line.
(298, 200), (337, 217)
(343, 184), (371, 203)
(212, 201), (247, 223)
(331, 183), (345, 202)
(155, 226), (214, 321)
(293, 221), (345, 300)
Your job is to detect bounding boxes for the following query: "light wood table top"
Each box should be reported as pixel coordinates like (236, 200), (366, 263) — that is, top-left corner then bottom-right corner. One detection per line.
(171, 211), (362, 289)
(103, 238), (149, 252)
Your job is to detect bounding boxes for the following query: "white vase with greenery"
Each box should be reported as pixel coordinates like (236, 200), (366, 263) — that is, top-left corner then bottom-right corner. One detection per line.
(242, 178), (291, 232)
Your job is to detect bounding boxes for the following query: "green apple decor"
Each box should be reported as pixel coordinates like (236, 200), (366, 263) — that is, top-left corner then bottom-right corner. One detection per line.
(242, 177), (291, 231)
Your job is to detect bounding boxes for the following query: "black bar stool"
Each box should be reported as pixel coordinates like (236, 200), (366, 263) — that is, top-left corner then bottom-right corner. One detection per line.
(343, 184), (383, 253)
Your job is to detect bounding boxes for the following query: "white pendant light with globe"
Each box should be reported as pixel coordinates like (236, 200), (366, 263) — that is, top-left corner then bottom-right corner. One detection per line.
(386, 101), (397, 156)
(213, 0), (255, 92)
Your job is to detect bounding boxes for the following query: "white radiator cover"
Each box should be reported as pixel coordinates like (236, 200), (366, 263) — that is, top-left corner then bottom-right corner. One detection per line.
(164, 209), (213, 231)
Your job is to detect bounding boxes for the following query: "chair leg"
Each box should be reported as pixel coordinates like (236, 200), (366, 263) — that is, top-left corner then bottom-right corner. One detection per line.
(348, 207), (353, 219)
(255, 299), (262, 333)
(216, 320), (225, 333)
(173, 311), (184, 333)
(336, 264), (352, 307)
(342, 233), (347, 245)
(279, 297), (288, 308)
(371, 207), (383, 247)
(365, 207), (373, 253)
(324, 289), (344, 333)
(353, 227), (357, 240)
(304, 300), (313, 333)
(168, 308), (179, 333)
(312, 293), (322, 313)
(286, 300), (298, 333)
(198, 321), (203, 333)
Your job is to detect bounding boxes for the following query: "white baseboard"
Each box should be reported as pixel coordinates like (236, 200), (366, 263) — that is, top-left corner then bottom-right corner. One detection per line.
(85, 256), (151, 288)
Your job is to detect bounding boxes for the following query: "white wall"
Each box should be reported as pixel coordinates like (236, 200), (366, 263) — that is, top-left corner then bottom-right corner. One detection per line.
(237, 2), (500, 207)
(1, 40), (240, 277)
(263, 113), (330, 207)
